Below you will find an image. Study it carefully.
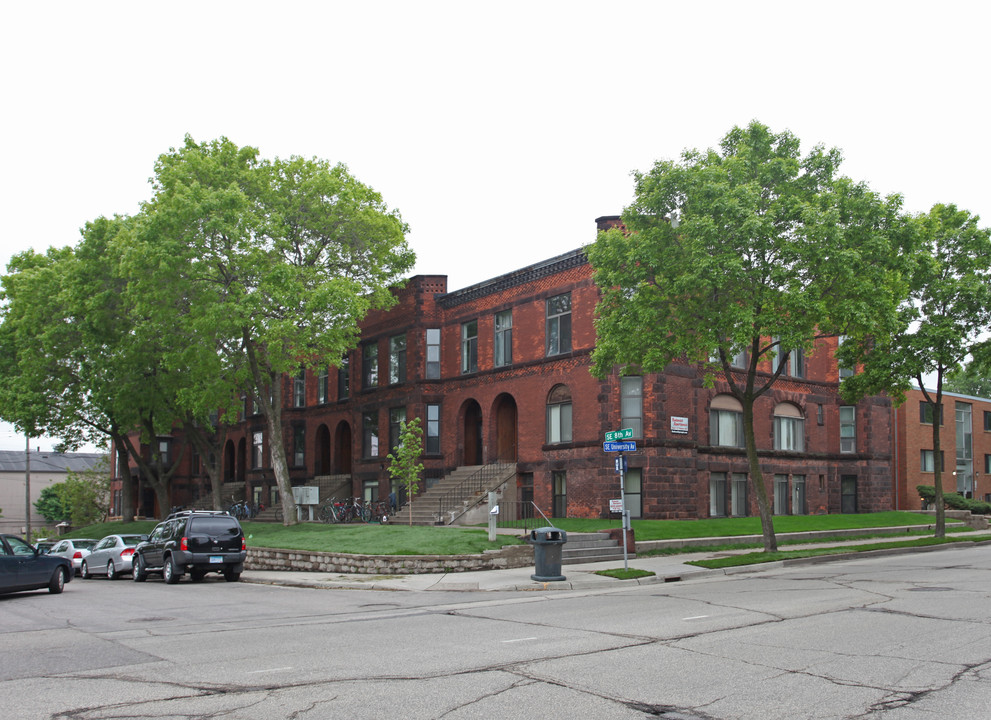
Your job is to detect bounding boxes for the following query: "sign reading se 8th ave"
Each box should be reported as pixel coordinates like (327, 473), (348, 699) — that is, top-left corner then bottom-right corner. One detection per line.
(604, 428), (634, 442)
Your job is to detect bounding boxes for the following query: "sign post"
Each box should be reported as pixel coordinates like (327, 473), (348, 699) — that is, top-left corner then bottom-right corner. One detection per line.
(603, 429), (634, 570)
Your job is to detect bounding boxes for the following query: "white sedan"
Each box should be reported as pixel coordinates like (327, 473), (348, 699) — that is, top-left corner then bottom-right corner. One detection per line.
(47, 538), (98, 576)
(80, 534), (147, 580)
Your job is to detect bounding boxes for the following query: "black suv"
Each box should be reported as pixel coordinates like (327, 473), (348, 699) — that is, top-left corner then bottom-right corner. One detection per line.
(133, 511), (246, 584)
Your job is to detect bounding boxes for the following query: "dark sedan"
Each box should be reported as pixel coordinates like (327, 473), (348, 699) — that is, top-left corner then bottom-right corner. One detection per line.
(0, 534), (73, 595)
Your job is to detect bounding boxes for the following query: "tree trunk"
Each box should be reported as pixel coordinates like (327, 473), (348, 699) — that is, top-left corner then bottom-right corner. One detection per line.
(114, 440), (136, 521)
(930, 387), (946, 539)
(743, 394), (778, 552)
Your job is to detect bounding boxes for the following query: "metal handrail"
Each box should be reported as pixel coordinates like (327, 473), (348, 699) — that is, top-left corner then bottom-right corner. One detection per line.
(494, 500), (553, 534)
(436, 462), (516, 524)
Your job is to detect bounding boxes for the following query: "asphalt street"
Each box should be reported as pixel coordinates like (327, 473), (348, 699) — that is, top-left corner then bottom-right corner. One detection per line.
(2, 543), (990, 719)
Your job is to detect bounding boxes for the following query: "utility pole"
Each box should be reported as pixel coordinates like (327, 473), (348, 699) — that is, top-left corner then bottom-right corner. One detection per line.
(24, 436), (31, 541)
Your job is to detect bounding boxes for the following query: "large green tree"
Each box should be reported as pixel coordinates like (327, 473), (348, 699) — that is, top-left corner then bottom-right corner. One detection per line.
(127, 137), (415, 525)
(944, 360), (991, 399)
(588, 121), (907, 552)
(839, 204), (991, 537)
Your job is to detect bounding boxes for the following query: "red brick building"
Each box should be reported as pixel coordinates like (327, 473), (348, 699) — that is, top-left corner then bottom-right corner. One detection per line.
(892, 387), (991, 510)
(122, 217), (896, 520)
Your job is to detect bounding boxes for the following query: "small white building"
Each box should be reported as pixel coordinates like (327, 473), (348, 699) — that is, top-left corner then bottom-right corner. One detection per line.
(0, 450), (107, 536)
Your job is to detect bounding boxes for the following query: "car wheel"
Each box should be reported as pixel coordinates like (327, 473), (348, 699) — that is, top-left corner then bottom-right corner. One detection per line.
(48, 566), (66, 594)
(80, 560), (91, 579)
(163, 555), (180, 584)
(132, 555), (147, 583)
(107, 561), (117, 580)
(223, 569), (241, 582)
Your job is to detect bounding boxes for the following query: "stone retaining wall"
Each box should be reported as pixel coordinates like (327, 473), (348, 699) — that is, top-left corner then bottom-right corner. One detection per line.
(246, 544), (533, 575)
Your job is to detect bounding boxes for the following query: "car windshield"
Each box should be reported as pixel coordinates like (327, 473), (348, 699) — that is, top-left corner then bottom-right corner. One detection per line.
(73, 540), (97, 550)
(120, 535), (145, 546)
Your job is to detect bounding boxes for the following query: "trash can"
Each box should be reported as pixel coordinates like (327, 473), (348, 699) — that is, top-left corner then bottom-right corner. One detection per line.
(529, 527), (567, 581)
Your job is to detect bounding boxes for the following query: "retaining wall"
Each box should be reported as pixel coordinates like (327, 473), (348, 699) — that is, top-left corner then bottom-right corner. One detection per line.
(246, 544), (534, 575)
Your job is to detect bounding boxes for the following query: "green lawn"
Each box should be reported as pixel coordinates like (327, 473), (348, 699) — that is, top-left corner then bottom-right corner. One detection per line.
(57, 511), (951, 557)
(548, 511), (940, 540)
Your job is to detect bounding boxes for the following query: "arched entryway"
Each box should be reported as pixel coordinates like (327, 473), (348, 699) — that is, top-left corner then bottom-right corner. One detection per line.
(493, 394), (518, 462)
(236, 438), (247, 483)
(333, 421), (352, 474)
(316, 424), (331, 475)
(462, 399), (483, 466)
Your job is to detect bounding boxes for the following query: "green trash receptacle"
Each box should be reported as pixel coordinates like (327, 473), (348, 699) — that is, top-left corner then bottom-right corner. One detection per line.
(529, 527), (567, 581)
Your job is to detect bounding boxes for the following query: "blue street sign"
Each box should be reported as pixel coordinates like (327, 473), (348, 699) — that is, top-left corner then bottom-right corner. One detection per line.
(603, 441), (636, 452)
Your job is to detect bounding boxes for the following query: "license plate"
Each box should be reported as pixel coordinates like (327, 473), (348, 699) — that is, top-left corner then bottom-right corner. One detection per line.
(210, 556), (223, 564)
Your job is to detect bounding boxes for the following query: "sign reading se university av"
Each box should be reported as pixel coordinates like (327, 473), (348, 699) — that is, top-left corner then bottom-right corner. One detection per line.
(603, 441), (637, 452)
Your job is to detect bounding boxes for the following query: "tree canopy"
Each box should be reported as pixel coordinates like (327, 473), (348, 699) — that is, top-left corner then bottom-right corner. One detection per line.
(588, 121), (908, 551)
(839, 203), (991, 536)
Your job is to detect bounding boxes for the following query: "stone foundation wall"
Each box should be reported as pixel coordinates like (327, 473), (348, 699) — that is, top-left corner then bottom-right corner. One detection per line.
(246, 544), (533, 575)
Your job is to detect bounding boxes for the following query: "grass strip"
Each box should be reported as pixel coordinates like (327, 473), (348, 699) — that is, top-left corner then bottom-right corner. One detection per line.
(686, 534), (991, 569)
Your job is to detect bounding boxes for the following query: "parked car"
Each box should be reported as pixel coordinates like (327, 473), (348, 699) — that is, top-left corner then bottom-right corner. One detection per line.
(133, 511), (246, 584)
(47, 539), (98, 576)
(81, 534), (147, 580)
(33, 539), (56, 554)
(1, 534), (73, 594)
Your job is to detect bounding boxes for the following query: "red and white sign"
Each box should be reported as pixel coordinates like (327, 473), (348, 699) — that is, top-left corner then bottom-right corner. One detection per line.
(670, 416), (689, 434)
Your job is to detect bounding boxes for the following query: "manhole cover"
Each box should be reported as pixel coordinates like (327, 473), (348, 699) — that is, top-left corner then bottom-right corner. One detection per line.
(907, 587), (952, 592)
(128, 616), (176, 622)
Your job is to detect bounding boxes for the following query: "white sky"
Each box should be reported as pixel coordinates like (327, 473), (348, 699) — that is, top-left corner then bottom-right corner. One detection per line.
(1, 1), (988, 451)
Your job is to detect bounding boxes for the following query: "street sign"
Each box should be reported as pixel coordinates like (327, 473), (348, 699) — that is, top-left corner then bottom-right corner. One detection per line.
(609, 499), (624, 513)
(604, 428), (634, 442)
(603, 441), (636, 452)
(614, 455), (627, 473)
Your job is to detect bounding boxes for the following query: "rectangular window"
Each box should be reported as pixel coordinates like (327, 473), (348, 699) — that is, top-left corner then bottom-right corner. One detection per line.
(985, 410), (991, 432)
(337, 355), (350, 400)
(461, 320), (478, 374)
(774, 416), (805, 452)
(293, 370), (306, 408)
(838, 336), (854, 379)
(252, 430), (264, 469)
(293, 425), (305, 467)
(730, 349), (748, 369)
(425, 328), (441, 379)
(621, 376), (643, 438)
(920, 401), (943, 425)
(389, 334), (406, 385)
(774, 474), (789, 515)
(921, 450), (945, 472)
(731, 473), (748, 517)
(624, 468), (642, 519)
(389, 407), (406, 452)
(363, 412), (379, 458)
(840, 406), (856, 453)
(546, 401), (573, 444)
(494, 310), (512, 367)
(156, 438), (171, 467)
(546, 293), (572, 356)
(362, 480), (379, 504)
(710, 409), (744, 447)
(362, 343), (378, 389)
(789, 348), (804, 378)
(709, 472), (727, 517)
(792, 475), (806, 515)
(317, 366), (329, 404)
(426, 404), (441, 454)
(985, 454), (991, 474)
(552, 471), (567, 517)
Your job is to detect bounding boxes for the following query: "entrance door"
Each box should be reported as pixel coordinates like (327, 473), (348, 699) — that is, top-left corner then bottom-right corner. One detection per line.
(334, 422), (352, 474)
(463, 400), (483, 466)
(495, 395), (518, 462)
(841, 475), (858, 513)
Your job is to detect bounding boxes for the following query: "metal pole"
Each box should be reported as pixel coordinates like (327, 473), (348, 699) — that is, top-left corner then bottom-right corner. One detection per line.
(618, 453), (628, 570)
(24, 436), (31, 541)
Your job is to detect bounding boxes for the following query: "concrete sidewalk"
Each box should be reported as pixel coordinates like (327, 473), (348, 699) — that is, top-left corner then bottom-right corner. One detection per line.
(240, 531), (991, 593)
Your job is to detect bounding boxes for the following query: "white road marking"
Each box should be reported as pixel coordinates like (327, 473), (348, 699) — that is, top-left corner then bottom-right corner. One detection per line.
(246, 667), (293, 674)
(501, 637), (538, 643)
(683, 615), (709, 621)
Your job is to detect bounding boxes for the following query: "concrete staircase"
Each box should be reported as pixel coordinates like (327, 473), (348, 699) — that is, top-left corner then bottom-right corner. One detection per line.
(561, 532), (635, 565)
(394, 464), (517, 526)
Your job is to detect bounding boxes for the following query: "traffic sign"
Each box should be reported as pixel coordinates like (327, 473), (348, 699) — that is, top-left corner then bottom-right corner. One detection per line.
(604, 428), (634, 442)
(603, 441), (636, 452)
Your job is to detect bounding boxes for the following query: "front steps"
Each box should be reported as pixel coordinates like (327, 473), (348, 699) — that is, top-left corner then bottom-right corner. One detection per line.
(561, 532), (635, 565)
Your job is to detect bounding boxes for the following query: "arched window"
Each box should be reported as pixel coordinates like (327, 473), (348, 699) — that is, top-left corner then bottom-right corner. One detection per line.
(546, 384), (572, 444)
(774, 403), (805, 452)
(710, 395), (744, 447)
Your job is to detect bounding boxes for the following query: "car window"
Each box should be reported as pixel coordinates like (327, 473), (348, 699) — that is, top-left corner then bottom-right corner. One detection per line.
(95, 537), (112, 550)
(121, 535), (144, 546)
(189, 518), (241, 536)
(0, 540), (11, 556)
(75, 540), (97, 550)
(52, 542), (67, 553)
(8, 536), (36, 556)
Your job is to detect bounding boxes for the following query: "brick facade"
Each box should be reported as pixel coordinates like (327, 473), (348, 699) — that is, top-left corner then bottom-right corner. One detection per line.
(128, 220), (899, 520)
(893, 388), (991, 509)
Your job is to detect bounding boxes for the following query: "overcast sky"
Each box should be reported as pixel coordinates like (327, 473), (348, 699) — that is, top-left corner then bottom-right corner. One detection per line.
(1, 1), (987, 451)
